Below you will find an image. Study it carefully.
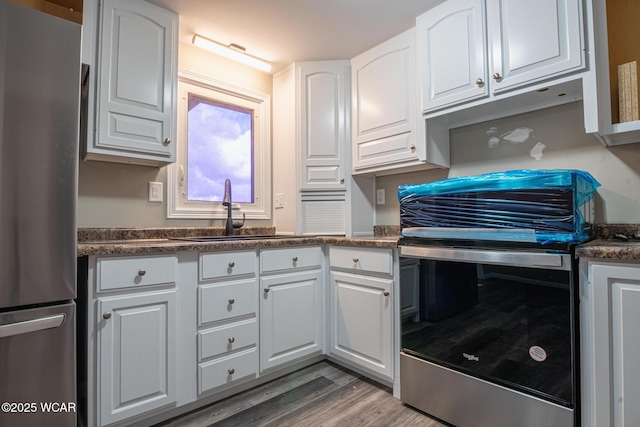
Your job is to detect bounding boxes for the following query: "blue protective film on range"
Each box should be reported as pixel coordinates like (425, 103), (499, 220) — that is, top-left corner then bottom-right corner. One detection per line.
(398, 169), (601, 244)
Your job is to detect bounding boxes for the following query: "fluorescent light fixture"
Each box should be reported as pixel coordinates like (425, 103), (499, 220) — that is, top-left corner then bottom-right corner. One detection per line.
(192, 35), (272, 73)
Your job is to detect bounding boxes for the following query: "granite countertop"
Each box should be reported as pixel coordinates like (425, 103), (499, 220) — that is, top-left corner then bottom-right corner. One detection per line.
(77, 226), (401, 257)
(574, 224), (640, 260)
(77, 224), (640, 261)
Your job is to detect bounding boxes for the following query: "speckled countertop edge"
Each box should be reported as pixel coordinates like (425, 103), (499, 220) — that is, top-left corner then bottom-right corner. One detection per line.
(77, 226), (401, 257)
(78, 224), (640, 261)
(576, 224), (640, 260)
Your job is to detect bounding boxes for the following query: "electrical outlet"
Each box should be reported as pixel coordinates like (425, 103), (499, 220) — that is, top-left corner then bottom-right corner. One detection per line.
(376, 188), (385, 205)
(149, 182), (163, 202)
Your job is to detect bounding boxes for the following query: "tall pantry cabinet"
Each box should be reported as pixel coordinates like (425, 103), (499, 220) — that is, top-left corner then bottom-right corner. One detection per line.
(273, 61), (375, 236)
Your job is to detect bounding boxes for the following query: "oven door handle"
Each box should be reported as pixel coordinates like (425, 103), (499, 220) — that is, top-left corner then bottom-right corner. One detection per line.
(399, 246), (571, 270)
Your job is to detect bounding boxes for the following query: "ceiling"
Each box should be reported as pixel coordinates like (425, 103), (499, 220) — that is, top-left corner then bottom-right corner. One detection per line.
(147, 0), (445, 74)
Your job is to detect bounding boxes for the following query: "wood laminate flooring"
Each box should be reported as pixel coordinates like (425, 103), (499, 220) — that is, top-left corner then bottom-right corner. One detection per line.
(154, 361), (448, 427)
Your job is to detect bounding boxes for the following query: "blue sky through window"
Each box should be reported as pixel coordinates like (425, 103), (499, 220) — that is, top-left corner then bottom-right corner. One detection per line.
(187, 94), (254, 203)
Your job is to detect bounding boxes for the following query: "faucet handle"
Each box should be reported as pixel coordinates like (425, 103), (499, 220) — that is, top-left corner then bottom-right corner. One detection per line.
(232, 213), (246, 229)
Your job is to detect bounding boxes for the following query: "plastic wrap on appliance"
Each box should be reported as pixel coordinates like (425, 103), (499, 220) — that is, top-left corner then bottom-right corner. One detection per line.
(398, 169), (601, 244)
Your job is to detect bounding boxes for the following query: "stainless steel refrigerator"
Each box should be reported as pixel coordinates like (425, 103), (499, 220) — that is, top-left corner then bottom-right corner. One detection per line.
(0, 1), (80, 426)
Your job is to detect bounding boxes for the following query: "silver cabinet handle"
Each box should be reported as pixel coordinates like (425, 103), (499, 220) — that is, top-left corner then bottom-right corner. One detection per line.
(292, 256), (298, 262)
(264, 288), (270, 293)
(228, 261), (235, 268)
(492, 73), (502, 81)
(228, 368), (235, 375)
(228, 299), (235, 305)
(340, 178), (345, 184)
(353, 257), (359, 263)
(138, 269), (146, 276)
(228, 337), (235, 343)
(410, 144), (416, 152)
(0, 314), (65, 338)
(475, 78), (484, 87)
(383, 291), (390, 297)
(103, 312), (112, 320)
(163, 138), (171, 145)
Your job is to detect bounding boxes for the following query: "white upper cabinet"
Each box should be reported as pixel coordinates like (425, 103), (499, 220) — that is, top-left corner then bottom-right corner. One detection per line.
(418, 0), (488, 111)
(351, 28), (449, 176)
(418, 0), (585, 114)
(88, 0), (178, 166)
(298, 61), (349, 191)
(487, 0), (584, 92)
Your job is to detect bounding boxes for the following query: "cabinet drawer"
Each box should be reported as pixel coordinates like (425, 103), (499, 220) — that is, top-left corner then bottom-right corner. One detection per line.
(329, 247), (392, 275)
(198, 319), (257, 361)
(200, 251), (257, 281)
(198, 279), (257, 325)
(261, 246), (323, 273)
(198, 348), (258, 395)
(97, 255), (177, 292)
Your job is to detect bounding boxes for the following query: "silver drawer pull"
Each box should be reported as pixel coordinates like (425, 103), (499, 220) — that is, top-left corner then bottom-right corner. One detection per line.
(138, 269), (146, 276)
(163, 137), (171, 145)
(353, 257), (359, 263)
(228, 337), (235, 344)
(228, 261), (235, 268)
(292, 256), (298, 262)
(383, 291), (390, 297)
(264, 288), (270, 293)
(228, 368), (235, 375)
(228, 299), (235, 305)
(103, 312), (112, 320)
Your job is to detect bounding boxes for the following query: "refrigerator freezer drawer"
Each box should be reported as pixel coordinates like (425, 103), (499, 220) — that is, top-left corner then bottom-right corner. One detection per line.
(0, 302), (76, 427)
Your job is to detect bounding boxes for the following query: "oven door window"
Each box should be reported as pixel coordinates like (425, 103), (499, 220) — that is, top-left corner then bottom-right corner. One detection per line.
(401, 259), (574, 407)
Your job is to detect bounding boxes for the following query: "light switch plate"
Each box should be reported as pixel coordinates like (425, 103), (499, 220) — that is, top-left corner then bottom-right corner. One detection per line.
(274, 193), (285, 209)
(149, 182), (163, 202)
(376, 188), (385, 205)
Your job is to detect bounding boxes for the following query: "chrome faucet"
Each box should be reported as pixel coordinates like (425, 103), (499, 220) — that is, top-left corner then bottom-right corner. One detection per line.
(222, 179), (245, 236)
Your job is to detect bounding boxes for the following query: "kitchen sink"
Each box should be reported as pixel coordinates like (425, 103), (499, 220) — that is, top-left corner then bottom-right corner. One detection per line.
(171, 235), (314, 242)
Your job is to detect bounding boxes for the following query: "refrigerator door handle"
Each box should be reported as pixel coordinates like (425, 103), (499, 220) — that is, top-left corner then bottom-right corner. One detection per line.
(0, 314), (66, 338)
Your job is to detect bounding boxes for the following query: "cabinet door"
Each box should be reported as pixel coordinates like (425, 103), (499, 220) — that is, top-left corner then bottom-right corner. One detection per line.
(260, 270), (324, 370)
(583, 263), (640, 427)
(487, 0), (584, 93)
(417, 0), (488, 112)
(330, 271), (392, 379)
(95, 0), (177, 163)
(98, 290), (176, 425)
(351, 29), (419, 171)
(297, 61), (348, 191)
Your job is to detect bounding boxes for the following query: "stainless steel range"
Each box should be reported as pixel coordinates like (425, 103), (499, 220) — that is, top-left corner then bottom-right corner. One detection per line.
(399, 238), (578, 427)
(397, 170), (600, 427)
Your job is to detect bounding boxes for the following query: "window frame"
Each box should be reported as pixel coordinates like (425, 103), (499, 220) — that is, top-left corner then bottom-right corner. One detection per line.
(168, 70), (271, 219)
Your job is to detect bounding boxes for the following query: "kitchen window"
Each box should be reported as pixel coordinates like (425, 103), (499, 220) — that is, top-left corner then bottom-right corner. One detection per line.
(168, 71), (271, 219)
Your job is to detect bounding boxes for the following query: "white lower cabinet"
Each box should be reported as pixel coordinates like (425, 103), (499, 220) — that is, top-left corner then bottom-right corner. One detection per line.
(580, 260), (640, 427)
(98, 291), (177, 425)
(85, 244), (396, 426)
(260, 247), (324, 371)
(329, 247), (394, 380)
(196, 250), (259, 396)
(87, 254), (179, 427)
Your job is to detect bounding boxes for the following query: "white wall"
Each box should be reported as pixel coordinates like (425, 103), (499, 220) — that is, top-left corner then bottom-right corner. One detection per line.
(77, 43), (273, 227)
(375, 101), (640, 225)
